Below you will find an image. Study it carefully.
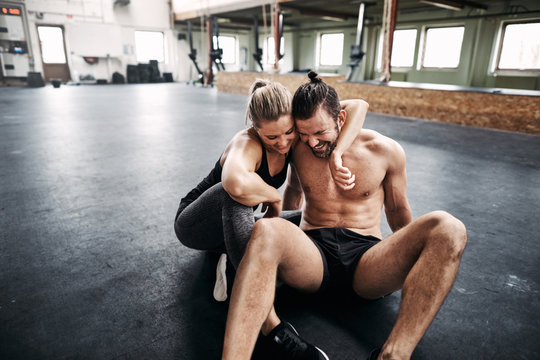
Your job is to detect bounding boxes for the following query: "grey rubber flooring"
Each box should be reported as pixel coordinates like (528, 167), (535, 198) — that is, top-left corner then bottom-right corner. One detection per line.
(1, 83), (539, 359)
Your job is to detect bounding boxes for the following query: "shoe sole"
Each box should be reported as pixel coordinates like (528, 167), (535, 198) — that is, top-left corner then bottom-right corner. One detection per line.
(316, 346), (330, 360)
(213, 253), (227, 302)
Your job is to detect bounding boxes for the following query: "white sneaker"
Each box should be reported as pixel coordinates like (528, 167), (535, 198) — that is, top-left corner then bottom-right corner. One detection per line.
(213, 253), (228, 302)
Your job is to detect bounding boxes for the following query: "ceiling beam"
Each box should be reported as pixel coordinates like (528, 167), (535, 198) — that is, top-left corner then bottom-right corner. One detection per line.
(419, 0), (487, 11)
(280, 3), (354, 21)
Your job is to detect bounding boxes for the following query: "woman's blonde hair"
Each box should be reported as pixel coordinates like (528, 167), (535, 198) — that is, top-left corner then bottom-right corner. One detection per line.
(245, 79), (292, 128)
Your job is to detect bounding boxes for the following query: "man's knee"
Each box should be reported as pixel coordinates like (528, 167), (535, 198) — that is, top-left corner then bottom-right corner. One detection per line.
(424, 211), (467, 257)
(247, 218), (288, 260)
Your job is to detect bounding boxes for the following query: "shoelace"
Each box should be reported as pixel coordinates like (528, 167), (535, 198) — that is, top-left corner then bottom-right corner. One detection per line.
(275, 328), (310, 358)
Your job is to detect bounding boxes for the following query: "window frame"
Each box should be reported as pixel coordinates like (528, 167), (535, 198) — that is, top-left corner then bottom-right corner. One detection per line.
(318, 32), (344, 67)
(418, 24), (465, 70)
(375, 27), (418, 72)
(391, 28), (418, 70)
(134, 30), (165, 63)
(37, 25), (67, 64)
(491, 19), (540, 75)
(213, 34), (237, 65)
(263, 36), (284, 65)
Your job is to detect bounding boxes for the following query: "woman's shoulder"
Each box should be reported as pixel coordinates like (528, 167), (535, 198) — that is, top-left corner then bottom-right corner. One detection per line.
(230, 128), (263, 149)
(221, 128), (263, 166)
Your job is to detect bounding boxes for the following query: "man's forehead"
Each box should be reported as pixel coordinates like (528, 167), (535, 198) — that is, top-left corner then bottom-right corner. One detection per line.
(295, 109), (332, 130)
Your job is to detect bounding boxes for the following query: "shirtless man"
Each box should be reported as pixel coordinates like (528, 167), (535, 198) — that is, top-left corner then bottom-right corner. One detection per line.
(221, 72), (467, 360)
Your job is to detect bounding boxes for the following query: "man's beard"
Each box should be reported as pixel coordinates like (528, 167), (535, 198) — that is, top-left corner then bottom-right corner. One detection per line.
(310, 125), (340, 158)
(311, 140), (337, 158)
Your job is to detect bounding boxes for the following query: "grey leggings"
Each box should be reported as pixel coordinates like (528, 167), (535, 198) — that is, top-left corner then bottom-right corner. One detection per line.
(174, 183), (301, 269)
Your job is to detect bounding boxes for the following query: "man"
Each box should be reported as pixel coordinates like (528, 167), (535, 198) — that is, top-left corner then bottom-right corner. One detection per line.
(221, 72), (467, 360)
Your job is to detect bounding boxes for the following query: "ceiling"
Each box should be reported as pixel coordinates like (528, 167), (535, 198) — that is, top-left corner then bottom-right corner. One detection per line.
(175, 0), (520, 30)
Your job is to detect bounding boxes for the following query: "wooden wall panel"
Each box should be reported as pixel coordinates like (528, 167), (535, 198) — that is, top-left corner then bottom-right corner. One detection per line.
(217, 72), (540, 135)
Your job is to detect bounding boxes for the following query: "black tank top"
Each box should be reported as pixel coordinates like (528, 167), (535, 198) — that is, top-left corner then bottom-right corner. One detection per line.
(178, 147), (292, 214)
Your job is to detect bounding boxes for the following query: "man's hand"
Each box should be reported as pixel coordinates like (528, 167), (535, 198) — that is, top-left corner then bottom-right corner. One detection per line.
(262, 199), (282, 218)
(330, 151), (355, 190)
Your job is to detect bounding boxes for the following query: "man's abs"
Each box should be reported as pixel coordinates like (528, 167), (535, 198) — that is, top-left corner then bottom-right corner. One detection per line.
(299, 198), (384, 239)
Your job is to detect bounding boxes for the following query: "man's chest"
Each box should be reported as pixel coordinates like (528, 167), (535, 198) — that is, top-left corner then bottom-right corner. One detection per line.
(296, 155), (386, 200)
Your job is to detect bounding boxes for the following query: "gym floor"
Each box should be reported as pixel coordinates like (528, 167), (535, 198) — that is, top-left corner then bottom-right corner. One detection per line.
(1, 83), (538, 359)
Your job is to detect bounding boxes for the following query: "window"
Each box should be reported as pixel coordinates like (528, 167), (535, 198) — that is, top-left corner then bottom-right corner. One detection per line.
(213, 35), (236, 64)
(497, 22), (540, 70)
(376, 28), (417, 70)
(135, 31), (164, 63)
(421, 26), (464, 68)
(320, 33), (344, 66)
(391, 29), (417, 68)
(264, 36), (284, 65)
(37, 26), (66, 64)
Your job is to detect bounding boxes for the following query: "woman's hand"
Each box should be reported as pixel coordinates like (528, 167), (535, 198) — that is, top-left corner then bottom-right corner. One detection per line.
(262, 199), (282, 218)
(330, 151), (355, 190)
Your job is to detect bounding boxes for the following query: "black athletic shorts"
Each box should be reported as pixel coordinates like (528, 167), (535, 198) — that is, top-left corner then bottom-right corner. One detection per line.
(304, 227), (381, 293)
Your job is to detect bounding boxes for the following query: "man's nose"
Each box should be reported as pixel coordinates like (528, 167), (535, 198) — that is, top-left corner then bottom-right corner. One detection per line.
(308, 136), (319, 148)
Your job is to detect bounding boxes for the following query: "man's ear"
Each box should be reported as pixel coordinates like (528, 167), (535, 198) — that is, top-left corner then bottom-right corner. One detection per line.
(337, 109), (346, 129)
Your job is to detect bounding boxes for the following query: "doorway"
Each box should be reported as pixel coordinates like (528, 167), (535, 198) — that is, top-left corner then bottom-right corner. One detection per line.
(37, 25), (71, 83)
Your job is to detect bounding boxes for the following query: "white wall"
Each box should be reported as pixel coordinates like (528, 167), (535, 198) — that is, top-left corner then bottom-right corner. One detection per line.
(25, 0), (176, 82)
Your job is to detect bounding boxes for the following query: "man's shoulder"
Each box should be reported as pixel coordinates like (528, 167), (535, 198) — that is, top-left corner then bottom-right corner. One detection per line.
(355, 129), (402, 155)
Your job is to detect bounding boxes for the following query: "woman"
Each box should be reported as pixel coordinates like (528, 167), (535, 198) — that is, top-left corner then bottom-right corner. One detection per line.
(174, 76), (369, 300)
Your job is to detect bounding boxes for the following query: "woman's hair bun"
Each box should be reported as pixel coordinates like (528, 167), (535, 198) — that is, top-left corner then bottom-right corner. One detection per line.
(250, 79), (270, 94)
(307, 71), (321, 83)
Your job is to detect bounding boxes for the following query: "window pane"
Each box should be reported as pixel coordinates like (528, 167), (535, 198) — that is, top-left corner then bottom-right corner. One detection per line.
(391, 29), (417, 67)
(422, 26), (464, 68)
(265, 36), (284, 65)
(498, 22), (540, 70)
(135, 31), (164, 63)
(320, 33), (344, 66)
(214, 35), (236, 64)
(37, 26), (66, 64)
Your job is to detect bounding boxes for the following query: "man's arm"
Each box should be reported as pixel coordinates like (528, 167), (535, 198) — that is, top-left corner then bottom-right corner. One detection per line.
(382, 140), (412, 232)
(282, 163), (304, 211)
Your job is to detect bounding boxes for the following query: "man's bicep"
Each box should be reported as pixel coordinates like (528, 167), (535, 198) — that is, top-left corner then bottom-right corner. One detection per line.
(283, 164), (304, 210)
(383, 168), (408, 211)
(383, 142), (409, 210)
(383, 142), (412, 230)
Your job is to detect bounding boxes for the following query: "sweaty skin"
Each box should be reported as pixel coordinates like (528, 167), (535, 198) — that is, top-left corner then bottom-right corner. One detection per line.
(293, 131), (388, 237)
(222, 101), (466, 360)
(285, 128), (411, 239)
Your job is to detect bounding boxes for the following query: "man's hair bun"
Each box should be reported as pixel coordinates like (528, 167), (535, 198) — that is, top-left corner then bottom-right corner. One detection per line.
(307, 71), (322, 83)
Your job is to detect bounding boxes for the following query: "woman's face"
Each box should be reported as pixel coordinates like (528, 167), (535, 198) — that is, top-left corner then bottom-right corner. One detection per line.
(255, 114), (296, 155)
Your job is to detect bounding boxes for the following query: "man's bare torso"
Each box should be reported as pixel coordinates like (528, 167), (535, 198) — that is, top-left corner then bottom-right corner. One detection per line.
(292, 129), (393, 239)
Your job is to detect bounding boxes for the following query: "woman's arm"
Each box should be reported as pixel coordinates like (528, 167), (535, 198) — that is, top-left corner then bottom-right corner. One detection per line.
(331, 99), (369, 190)
(221, 132), (282, 210)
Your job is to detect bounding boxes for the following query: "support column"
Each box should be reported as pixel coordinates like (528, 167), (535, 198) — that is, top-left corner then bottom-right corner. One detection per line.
(206, 16), (213, 86)
(273, 2), (282, 71)
(379, 0), (398, 82)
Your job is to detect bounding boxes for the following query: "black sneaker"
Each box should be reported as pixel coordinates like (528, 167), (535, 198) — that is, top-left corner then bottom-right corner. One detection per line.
(367, 348), (381, 360)
(264, 322), (329, 360)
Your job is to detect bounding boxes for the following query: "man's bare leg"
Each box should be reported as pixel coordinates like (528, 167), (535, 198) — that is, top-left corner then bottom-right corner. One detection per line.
(353, 211), (467, 360)
(222, 218), (325, 360)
